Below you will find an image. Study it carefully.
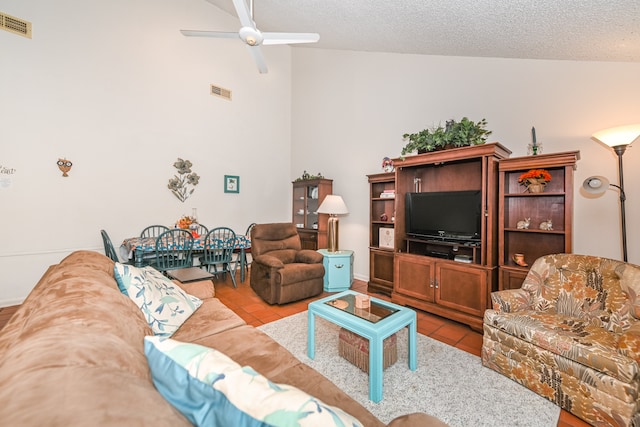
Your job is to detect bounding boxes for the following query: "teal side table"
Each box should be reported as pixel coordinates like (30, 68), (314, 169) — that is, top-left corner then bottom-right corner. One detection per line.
(317, 249), (353, 292)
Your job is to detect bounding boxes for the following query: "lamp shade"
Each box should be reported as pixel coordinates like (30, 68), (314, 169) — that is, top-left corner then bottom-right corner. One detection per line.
(317, 195), (349, 215)
(582, 175), (610, 195)
(592, 124), (640, 148)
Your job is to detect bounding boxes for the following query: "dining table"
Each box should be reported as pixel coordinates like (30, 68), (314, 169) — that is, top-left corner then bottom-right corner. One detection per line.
(120, 233), (251, 283)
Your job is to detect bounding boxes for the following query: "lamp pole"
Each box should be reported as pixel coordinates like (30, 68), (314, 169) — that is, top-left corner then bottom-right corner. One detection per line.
(613, 145), (628, 262)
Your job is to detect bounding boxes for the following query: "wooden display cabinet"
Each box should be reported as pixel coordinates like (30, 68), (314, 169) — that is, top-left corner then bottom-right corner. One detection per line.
(367, 172), (396, 295)
(391, 143), (510, 331)
(292, 178), (332, 250)
(498, 151), (580, 290)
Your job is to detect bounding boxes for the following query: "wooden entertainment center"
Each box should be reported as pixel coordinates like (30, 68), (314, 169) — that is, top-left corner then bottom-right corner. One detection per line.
(367, 144), (579, 332)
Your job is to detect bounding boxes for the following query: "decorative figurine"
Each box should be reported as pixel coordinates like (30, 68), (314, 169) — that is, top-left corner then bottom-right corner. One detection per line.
(382, 157), (394, 173)
(512, 253), (528, 267)
(57, 158), (73, 177)
(539, 219), (553, 230)
(380, 212), (388, 221)
(516, 218), (531, 229)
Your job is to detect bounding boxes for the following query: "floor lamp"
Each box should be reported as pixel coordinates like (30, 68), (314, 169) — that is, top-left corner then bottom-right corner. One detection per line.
(584, 124), (640, 262)
(317, 195), (349, 252)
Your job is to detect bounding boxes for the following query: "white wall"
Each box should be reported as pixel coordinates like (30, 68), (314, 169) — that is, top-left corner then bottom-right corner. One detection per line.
(2, 2), (640, 305)
(0, 0), (293, 305)
(291, 49), (640, 280)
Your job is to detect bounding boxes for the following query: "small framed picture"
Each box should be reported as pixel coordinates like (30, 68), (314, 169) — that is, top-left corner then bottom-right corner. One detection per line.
(379, 227), (395, 249)
(224, 175), (239, 193)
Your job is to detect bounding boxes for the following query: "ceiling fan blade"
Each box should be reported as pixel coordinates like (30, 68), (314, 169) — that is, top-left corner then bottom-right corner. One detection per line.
(246, 45), (268, 74)
(180, 30), (239, 39)
(262, 32), (320, 45)
(232, 0), (256, 30)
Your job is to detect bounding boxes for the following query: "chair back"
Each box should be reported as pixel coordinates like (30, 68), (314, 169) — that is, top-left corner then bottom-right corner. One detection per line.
(193, 224), (209, 238)
(140, 225), (170, 238)
(100, 229), (120, 262)
(251, 223), (301, 258)
(202, 227), (237, 265)
(154, 229), (193, 271)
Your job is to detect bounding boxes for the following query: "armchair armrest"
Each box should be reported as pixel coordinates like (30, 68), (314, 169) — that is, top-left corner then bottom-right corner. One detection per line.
(491, 289), (533, 313)
(618, 321), (640, 365)
(253, 255), (285, 270)
(295, 249), (324, 264)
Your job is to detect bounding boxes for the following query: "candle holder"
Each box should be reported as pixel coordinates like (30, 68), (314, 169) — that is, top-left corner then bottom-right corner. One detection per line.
(527, 142), (543, 155)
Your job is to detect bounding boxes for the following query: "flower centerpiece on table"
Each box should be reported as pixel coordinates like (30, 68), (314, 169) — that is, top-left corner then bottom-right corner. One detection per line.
(518, 169), (551, 193)
(176, 215), (196, 230)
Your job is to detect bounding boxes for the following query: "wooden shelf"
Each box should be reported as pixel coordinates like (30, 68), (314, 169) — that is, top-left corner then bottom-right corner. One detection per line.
(498, 151), (580, 290)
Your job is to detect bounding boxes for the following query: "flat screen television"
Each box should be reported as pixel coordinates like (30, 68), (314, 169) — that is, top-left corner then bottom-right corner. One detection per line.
(405, 190), (482, 241)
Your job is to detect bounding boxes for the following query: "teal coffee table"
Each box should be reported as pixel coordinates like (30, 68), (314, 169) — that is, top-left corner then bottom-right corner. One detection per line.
(307, 290), (417, 402)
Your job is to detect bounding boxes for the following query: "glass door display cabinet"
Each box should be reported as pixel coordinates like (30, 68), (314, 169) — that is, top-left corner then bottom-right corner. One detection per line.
(498, 151), (580, 290)
(292, 178), (333, 250)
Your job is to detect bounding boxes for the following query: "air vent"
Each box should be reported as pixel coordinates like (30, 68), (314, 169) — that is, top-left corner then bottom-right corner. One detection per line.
(210, 84), (232, 101)
(1, 12), (32, 39)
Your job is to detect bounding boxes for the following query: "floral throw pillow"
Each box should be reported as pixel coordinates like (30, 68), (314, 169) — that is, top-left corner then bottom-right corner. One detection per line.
(144, 336), (363, 427)
(114, 263), (202, 337)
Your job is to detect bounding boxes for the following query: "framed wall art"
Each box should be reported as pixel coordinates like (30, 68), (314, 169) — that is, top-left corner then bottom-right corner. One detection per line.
(224, 175), (239, 193)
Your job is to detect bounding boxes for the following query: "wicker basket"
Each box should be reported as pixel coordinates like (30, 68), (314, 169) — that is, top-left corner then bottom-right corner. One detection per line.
(338, 328), (397, 373)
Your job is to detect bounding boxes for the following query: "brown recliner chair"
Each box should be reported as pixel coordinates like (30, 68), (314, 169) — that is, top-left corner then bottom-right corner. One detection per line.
(250, 223), (325, 304)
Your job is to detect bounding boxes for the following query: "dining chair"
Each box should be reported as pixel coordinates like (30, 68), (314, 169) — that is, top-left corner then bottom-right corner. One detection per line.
(100, 229), (132, 264)
(233, 223), (256, 278)
(199, 227), (238, 288)
(140, 225), (170, 238)
(192, 224), (208, 238)
(149, 229), (194, 273)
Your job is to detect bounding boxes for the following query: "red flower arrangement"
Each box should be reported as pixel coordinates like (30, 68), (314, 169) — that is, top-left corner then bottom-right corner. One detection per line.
(518, 169), (552, 186)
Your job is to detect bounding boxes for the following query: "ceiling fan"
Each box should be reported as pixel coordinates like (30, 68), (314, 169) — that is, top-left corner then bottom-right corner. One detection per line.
(180, 0), (320, 74)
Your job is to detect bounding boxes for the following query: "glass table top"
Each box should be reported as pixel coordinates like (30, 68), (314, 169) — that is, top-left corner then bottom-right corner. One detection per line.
(324, 293), (398, 323)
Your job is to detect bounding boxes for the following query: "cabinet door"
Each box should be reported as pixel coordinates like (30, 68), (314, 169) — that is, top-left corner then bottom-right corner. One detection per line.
(500, 267), (528, 291)
(394, 253), (434, 302)
(435, 263), (488, 317)
(369, 249), (394, 293)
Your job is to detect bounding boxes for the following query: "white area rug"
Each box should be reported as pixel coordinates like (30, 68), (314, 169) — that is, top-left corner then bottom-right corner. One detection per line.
(258, 311), (560, 427)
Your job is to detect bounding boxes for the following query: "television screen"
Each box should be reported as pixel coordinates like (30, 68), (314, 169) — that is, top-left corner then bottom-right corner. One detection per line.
(405, 191), (482, 241)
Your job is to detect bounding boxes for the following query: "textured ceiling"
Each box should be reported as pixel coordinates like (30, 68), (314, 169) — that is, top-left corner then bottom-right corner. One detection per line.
(203, 0), (640, 62)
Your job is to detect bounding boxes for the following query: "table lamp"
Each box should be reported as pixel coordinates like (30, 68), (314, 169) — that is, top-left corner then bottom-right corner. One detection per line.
(584, 124), (640, 262)
(317, 195), (349, 252)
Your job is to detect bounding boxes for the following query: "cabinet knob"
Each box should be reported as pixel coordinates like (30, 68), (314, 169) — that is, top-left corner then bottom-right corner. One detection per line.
(335, 264), (344, 269)
(429, 279), (434, 288)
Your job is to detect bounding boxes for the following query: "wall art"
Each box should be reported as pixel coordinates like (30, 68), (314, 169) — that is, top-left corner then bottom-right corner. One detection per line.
(224, 175), (239, 193)
(168, 158), (200, 202)
(57, 158), (73, 177)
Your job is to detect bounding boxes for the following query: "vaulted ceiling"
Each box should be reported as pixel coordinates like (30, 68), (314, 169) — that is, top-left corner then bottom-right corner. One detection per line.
(204, 0), (640, 62)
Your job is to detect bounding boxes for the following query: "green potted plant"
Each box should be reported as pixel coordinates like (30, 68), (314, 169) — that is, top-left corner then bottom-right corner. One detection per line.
(401, 117), (492, 156)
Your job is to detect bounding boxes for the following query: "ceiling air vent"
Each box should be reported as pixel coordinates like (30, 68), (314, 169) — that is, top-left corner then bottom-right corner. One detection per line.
(1, 12), (32, 39)
(210, 84), (232, 101)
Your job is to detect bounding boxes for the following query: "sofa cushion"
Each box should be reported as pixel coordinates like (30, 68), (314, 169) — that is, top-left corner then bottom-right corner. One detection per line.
(144, 336), (364, 427)
(114, 263), (202, 337)
(485, 309), (639, 383)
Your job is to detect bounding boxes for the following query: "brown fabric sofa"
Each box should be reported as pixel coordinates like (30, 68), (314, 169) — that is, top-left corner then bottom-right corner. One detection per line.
(250, 222), (325, 304)
(483, 253), (640, 426)
(0, 250), (445, 426)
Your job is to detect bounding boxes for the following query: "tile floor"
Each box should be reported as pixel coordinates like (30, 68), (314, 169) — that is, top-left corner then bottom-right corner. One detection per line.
(0, 272), (589, 427)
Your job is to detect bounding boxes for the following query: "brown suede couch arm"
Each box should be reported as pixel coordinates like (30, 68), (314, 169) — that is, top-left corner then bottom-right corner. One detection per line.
(388, 412), (449, 426)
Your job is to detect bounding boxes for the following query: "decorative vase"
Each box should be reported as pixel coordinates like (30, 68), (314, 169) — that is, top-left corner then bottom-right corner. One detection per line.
(526, 179), (546, 193)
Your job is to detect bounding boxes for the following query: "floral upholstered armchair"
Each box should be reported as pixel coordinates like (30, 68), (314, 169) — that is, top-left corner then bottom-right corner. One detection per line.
(482, 254), (640, 426)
